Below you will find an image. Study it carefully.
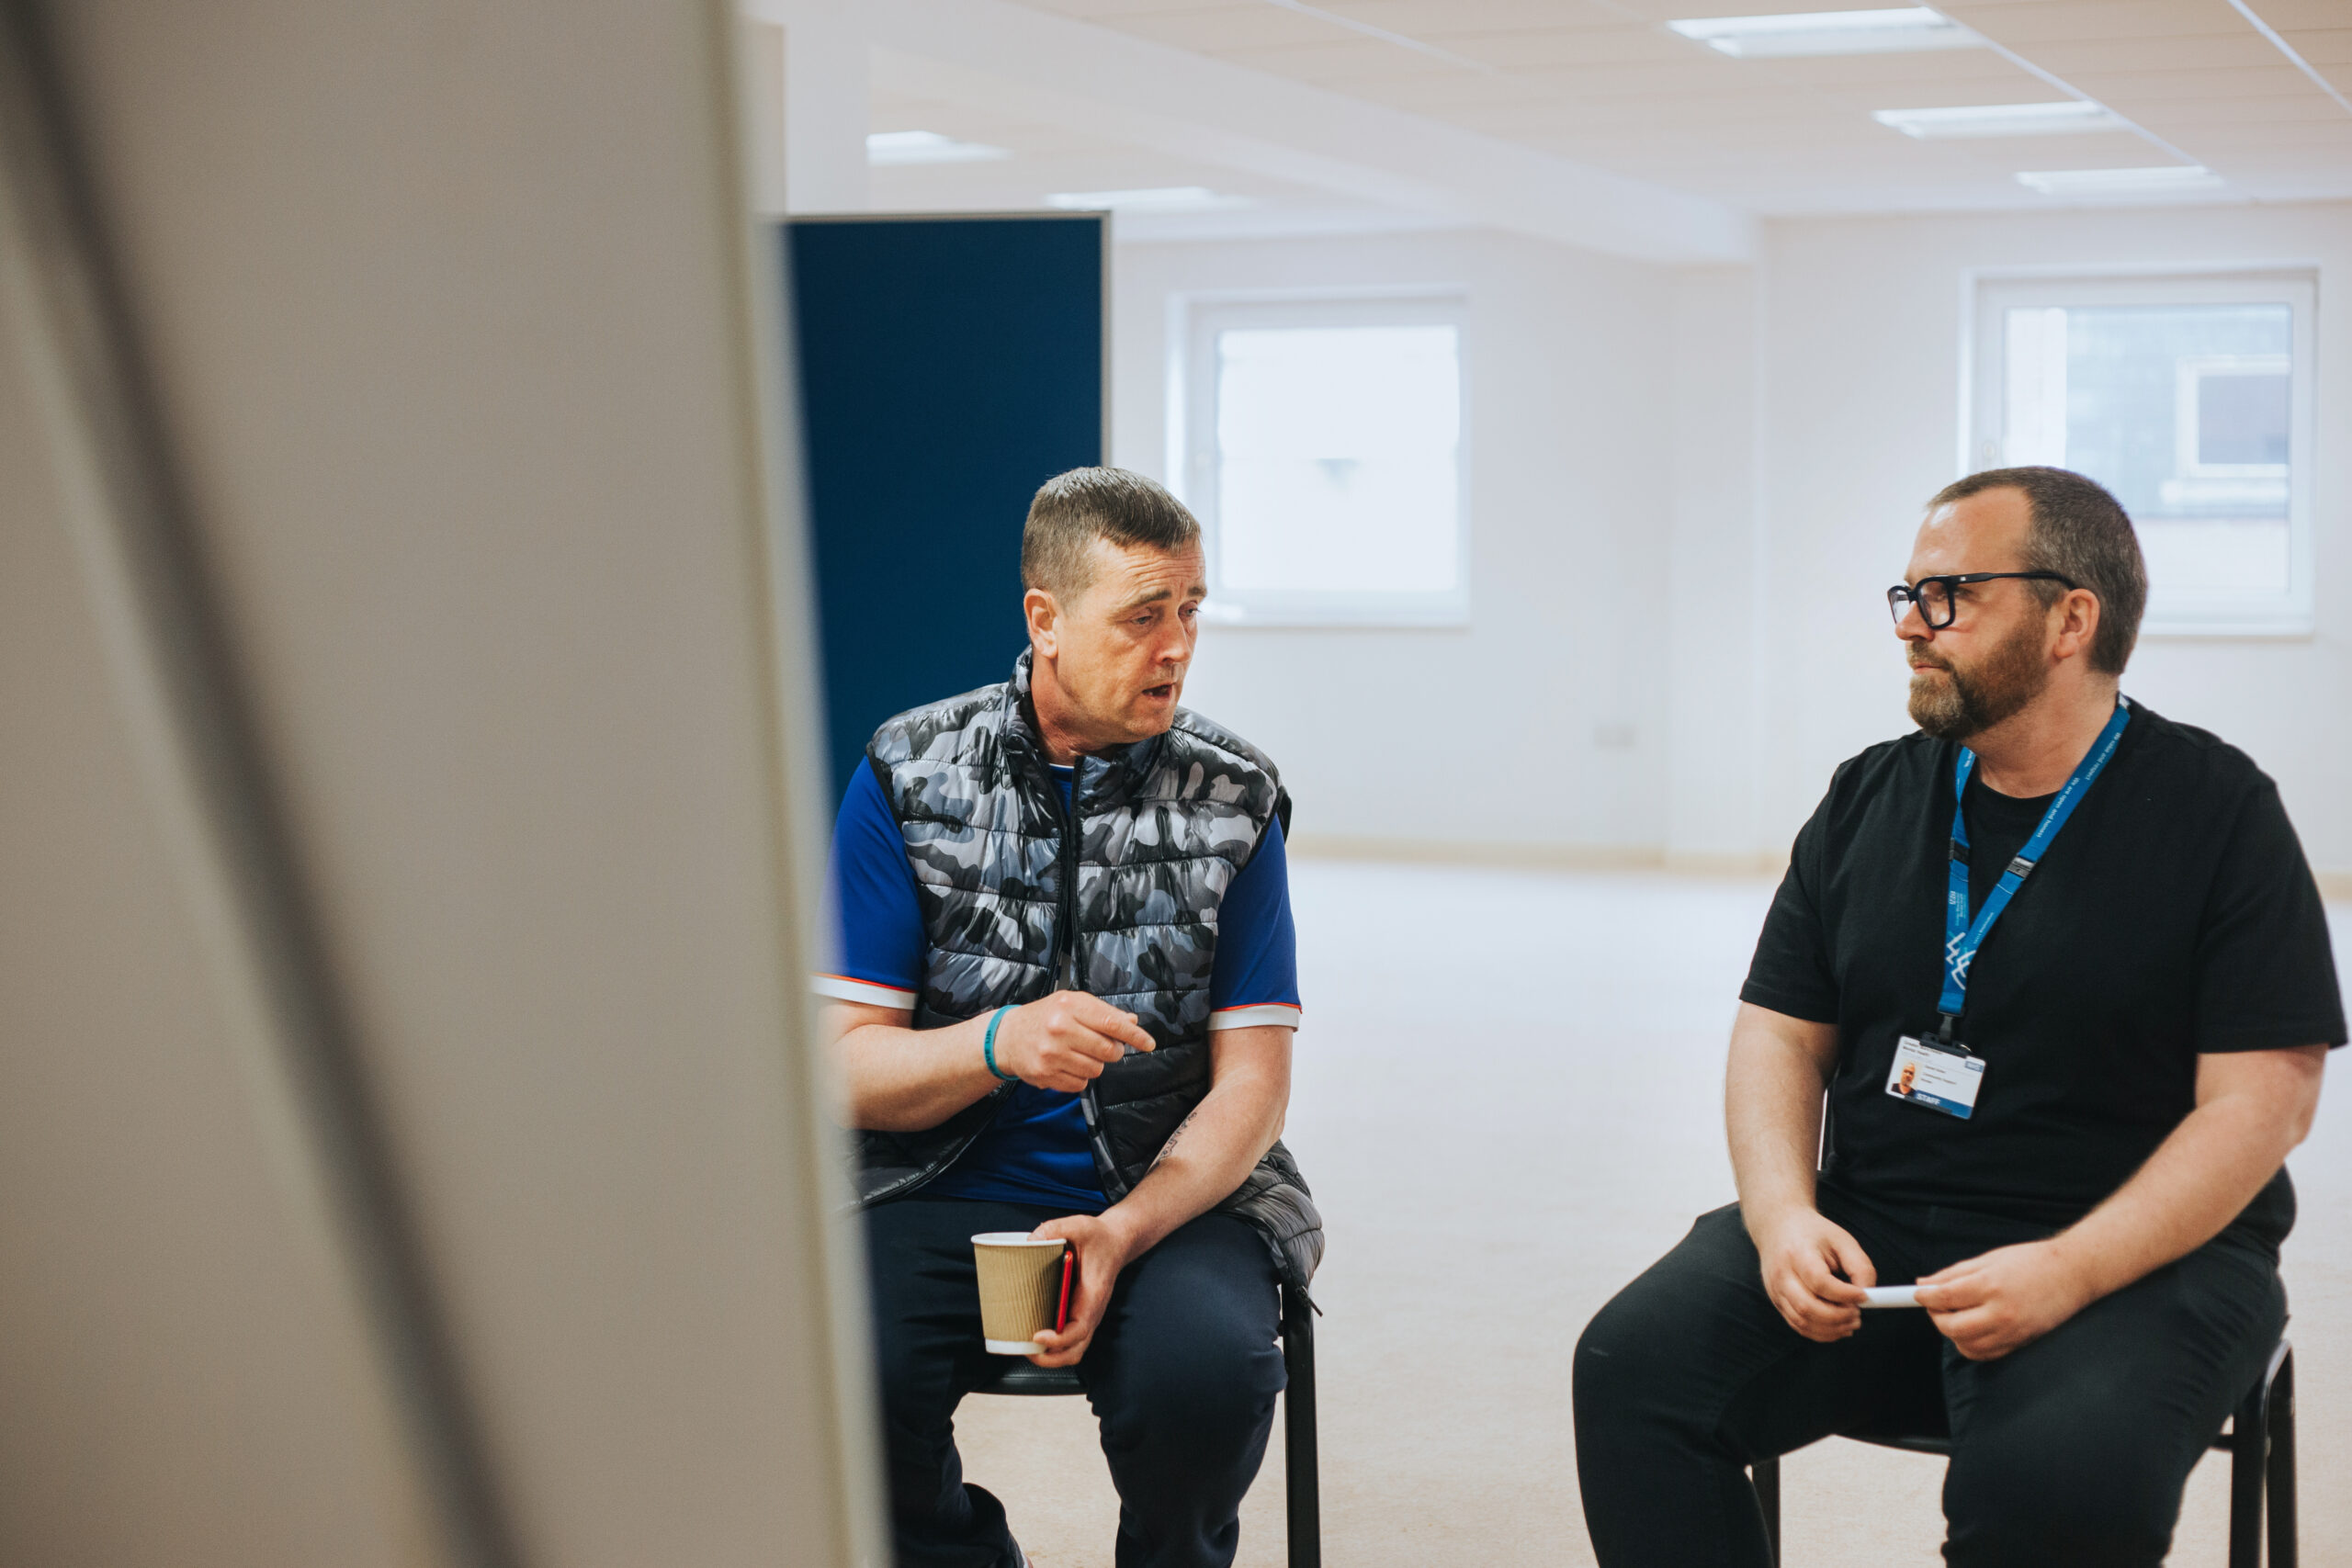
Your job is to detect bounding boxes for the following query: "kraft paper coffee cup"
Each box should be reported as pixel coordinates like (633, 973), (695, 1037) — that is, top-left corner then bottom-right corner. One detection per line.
(972, 1233), (1068, 1355)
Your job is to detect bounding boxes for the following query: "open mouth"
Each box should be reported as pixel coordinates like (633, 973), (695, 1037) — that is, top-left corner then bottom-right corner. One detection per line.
(1142, 682), (1175, 701)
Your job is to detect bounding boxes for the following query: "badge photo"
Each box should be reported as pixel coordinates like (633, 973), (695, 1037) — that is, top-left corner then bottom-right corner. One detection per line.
(1886, 1035), (1985, 1120)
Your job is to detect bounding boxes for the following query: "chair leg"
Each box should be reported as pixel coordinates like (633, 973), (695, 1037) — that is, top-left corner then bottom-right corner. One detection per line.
(2228, 1353), (2270, 1568)
(2267, 1348), (2295, 1568)
(1281, 1284), (1321, 1568)
(1752, 1455), (1781, 1568)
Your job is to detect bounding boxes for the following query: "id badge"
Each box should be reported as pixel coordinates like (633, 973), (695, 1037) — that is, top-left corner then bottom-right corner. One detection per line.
(1886, 1035), (1984, 1120)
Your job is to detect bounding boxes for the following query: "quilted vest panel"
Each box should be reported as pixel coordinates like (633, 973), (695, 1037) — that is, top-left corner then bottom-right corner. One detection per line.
(850, 652), (1323, 1287)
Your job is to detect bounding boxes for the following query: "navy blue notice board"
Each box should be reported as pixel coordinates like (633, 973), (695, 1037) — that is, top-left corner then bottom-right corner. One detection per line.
(784, 213), (1107, 807)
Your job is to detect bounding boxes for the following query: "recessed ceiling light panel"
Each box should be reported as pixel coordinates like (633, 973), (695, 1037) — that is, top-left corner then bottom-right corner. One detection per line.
(2015, 165), (2228, 196)
(1668, 6), (1976, 58)
(865, 130), (1010, 165)
(1873, 100), (2122, 139)
(1043, 186), (1251, 212)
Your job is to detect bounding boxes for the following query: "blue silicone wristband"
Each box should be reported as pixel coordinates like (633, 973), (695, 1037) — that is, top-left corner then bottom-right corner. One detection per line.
(981, 1006), (1019, 1083)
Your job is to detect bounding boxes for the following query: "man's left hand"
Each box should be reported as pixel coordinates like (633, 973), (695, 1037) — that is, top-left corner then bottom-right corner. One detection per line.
(1915, 1240), (2097, 1360)
(1025, 1212), (1139, 1368)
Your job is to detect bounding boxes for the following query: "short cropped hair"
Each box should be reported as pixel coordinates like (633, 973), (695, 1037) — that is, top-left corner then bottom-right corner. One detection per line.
(1928, 466), (2147, 675)
(1021, 468), (1202, 602)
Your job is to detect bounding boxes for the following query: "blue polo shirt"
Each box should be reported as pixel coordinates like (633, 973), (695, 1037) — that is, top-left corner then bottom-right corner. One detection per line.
(815, 760), (1301, 1213)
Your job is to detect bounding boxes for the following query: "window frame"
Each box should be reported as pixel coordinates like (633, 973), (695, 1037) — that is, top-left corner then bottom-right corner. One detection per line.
(1176, 290), (1471, 627)
(1965, 268), (2318, 638)
(2175, 354), (2291, 483)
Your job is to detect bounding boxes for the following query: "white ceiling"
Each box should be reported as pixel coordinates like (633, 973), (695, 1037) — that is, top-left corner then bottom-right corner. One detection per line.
(857, 0), (2352, 238)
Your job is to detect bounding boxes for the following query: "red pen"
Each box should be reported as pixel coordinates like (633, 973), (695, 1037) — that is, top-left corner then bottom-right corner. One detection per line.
(1055, 1249), (1075, 1333)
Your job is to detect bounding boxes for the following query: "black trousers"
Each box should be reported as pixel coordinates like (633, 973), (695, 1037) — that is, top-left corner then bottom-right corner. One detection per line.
(1573, 1186), (2284, 1567)
(864, 1196), (1285, 1568)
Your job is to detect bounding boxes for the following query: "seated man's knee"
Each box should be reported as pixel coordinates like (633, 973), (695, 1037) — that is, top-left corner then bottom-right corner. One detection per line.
(871, 1355), (928, 1435)
(1098, 1321), (1282, 1450)
(1574, 1279), (1689, 1430)
(1945, 1439), (2177, 1567)
(1170, 1329), (1283, 1432)
(867, 1323), (958, 1450)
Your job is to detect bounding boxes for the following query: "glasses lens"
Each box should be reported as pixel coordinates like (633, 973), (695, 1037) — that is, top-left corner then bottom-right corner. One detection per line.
(1887, 587), (1912, 626)
(1918, 580), (1953, 626)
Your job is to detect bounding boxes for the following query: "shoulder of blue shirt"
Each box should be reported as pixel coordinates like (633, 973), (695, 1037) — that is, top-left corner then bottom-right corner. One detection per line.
(811, 755), (1302, 1031)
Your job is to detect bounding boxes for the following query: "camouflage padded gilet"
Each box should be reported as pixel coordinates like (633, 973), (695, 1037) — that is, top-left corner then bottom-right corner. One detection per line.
(854, 651), (1324, 1288)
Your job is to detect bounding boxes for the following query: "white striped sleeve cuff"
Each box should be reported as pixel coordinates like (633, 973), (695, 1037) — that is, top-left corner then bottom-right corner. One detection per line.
(812, 974), (918, 1010)
(1208, 1003), (1302, 1032)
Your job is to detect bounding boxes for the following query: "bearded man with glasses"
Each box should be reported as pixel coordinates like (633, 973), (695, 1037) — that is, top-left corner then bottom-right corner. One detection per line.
(1574, 466), (2343, 1567)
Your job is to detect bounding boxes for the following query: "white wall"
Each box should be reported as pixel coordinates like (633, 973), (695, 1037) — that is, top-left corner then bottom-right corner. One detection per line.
(1114, 229), (1680, 857)
(1665, 265), (1766, 869)
(745, 0), (871, 213)
(1750, 201), (2352, 875)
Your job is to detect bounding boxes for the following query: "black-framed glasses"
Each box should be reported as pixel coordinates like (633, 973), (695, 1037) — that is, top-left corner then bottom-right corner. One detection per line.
(1887, 571), (2077, 630)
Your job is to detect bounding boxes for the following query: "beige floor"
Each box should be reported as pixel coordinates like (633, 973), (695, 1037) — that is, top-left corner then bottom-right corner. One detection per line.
(956, 861), (2352, 1567)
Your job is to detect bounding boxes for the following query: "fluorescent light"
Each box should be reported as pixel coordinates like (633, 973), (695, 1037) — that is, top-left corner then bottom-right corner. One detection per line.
(1043, 186), (1250, 212)
(2015, 165), (2228, 197)
(1873, 100), (2122, 139)
(865, 130), (1009, 165)
(1667, 7), (1976, 57)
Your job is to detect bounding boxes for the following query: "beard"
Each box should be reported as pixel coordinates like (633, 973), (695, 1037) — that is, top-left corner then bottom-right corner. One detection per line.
(1907, 615), (2050, 739)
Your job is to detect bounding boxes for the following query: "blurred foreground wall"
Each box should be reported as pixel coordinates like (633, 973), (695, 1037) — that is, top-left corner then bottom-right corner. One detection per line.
(0, 3), (875, 1564)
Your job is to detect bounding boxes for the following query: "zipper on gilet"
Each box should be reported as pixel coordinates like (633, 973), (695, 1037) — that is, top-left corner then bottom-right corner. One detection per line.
(1055, 755), (1132, 1201)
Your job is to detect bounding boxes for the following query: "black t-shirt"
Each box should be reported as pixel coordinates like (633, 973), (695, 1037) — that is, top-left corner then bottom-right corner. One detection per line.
(1741, 703), (2346, 1246)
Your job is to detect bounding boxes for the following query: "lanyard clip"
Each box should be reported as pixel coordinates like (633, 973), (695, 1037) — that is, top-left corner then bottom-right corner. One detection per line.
(1934, 1012), (1960, 1047)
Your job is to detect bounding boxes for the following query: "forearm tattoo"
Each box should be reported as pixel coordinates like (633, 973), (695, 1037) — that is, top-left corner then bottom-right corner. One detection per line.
(1148, 1106), (1201, 1170)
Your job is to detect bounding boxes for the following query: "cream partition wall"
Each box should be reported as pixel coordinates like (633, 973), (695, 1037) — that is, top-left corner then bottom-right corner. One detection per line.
(0, 3), (876, 1565)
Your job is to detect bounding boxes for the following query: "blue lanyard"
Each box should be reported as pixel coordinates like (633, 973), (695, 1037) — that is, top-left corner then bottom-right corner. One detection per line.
(1938, 697), (2132, 1044)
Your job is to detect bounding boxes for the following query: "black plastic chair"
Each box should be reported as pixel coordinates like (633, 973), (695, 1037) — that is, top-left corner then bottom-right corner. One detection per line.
(970, 1279), (1322, 1568)
(1749, 1339), (2296, 1567)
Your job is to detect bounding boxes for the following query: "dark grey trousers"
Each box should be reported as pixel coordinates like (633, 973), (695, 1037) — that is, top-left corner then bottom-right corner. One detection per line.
(1573, 1188), (2283, 1567)
(865, 1197), (1284, 1568)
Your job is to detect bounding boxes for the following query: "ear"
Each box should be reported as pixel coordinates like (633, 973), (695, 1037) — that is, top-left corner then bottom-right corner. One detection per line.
(2051, 587), (2101, 663)
(1023, 586), (1060, 658)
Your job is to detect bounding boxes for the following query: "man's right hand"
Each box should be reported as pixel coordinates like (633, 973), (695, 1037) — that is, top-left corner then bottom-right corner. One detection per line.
(991, 991), (1155, 1092)
(1750, 1205), (1874, 1341)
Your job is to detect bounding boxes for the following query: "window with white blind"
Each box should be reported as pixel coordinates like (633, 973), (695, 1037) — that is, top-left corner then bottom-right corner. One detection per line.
(1181, 295), (1468, 626)
(1969, 272), (2316, 636)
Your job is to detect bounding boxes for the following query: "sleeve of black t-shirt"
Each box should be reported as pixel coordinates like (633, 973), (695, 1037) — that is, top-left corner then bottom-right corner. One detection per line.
(1739, 778), (1842, 1025)
(2193, 777), (2347, 1054)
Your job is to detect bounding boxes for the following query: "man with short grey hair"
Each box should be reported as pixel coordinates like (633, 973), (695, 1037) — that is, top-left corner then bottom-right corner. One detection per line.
(819, 467), (1317, 1568)
(1575, 467), (2343, 1566)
